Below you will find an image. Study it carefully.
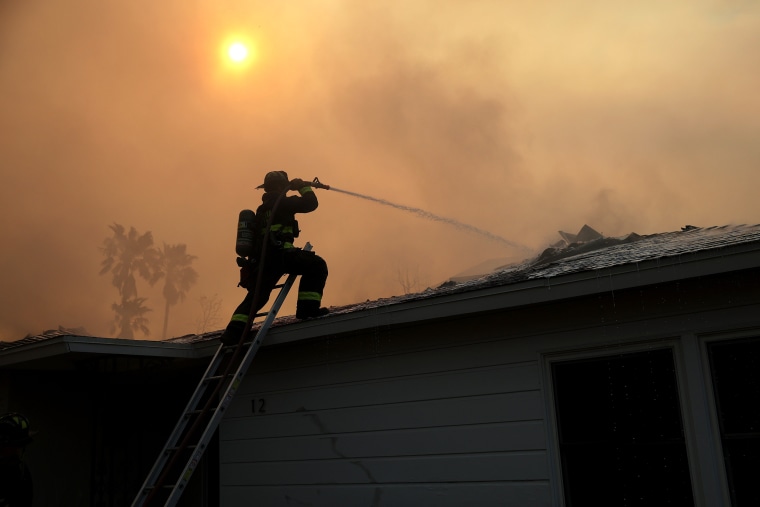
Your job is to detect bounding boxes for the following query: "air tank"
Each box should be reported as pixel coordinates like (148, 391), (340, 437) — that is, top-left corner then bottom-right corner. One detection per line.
(235, 209), (256, 257)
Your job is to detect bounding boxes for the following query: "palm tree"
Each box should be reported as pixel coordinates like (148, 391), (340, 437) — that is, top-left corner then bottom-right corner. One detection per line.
(99, 224), (160, 338)
(110, 297), (152, 339)
(153, 243), (198, 339)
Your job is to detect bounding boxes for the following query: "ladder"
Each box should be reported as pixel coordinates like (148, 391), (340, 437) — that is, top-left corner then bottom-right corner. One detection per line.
(132, 243), (312, 506)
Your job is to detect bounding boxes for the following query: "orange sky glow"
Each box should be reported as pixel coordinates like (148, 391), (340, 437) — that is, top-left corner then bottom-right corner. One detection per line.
(1, 1), (759, 341)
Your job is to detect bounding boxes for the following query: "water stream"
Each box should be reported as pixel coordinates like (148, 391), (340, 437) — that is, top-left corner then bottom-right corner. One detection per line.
(329, 187), (532, 252)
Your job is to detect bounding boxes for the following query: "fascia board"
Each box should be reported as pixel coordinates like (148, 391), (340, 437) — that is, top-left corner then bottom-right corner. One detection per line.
(264, 243), (760, 346)
(0, 335), (197, 368)
(65, 336), (196, 357)
(0, 337), (72, 368)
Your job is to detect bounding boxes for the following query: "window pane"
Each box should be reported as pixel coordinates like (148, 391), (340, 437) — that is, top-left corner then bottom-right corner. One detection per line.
(708, 337), (760, 507)
(552, 349), (694, 506)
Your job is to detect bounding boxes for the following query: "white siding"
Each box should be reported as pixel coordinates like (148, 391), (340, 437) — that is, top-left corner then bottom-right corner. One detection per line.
(220, 334), (551, 506)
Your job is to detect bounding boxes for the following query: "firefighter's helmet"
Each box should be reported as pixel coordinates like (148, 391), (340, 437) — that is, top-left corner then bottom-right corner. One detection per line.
(258, 171), (289, 191)
(0, 413), (33, 447)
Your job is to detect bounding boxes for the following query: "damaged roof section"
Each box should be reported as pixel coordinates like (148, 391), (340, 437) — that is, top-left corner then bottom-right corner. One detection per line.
(557, 223), (605, 245)
(444, 223), (760, 290)
(442, 223), (760, 292)
(449, 224), (619, 283)
(532, 224), (641, 267)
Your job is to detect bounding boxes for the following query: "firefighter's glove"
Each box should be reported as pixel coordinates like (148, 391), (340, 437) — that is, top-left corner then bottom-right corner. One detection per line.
(238, 265), (251, 288)
(289, 178), (306, 190)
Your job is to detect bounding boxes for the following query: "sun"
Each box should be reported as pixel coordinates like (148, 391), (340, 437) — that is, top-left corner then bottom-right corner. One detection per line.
(219, 35), (257, 70)
(227, 42), (249, 63)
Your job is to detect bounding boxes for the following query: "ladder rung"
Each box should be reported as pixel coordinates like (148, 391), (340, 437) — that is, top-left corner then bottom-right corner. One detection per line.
(204, 373), (232, 382)
(161, 483), (186, 490)
(184, 409), (209, 418)
(167, 444), (197, 452)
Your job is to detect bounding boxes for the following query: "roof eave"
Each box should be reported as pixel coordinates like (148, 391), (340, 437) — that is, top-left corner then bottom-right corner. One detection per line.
(0, 334), (200, 368)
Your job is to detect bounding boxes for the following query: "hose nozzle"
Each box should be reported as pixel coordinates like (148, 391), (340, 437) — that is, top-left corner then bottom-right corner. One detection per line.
(311, 177), (330, 190)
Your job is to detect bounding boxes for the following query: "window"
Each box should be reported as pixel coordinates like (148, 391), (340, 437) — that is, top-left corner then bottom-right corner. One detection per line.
(707, 336), (760, 507)
(552, 349), (694, 506)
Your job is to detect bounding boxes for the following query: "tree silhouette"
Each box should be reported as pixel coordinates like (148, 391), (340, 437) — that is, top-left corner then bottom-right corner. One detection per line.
(153, 243), (198, 339)
(110, 297), (152, 339)
(194, 294), (223, 335)
(394, 262), (424, 295)
(99, 224), (160, 339)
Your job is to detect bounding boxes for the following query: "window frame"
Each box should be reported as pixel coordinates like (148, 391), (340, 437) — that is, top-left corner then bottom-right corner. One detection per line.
(699, 329), (760, 507)
(542, 338), (701, 507)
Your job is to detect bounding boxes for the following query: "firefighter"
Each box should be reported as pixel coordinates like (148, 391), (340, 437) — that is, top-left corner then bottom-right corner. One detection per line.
(220, 171), (329, 345)
(0, 413), (34, 507)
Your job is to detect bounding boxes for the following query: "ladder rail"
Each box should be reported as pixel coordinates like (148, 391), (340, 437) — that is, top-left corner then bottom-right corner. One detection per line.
(132, 243), (311, 507)
(132, 343), (230, 503)
(163, 270), (301, 506)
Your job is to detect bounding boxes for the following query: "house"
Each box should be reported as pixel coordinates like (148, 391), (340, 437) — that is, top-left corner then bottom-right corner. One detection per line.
(2, 223), (759, 506)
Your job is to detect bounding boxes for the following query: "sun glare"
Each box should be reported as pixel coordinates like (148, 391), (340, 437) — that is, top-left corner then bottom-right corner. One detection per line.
(228, 42), (249, 63)
(218, 35), (257, 71)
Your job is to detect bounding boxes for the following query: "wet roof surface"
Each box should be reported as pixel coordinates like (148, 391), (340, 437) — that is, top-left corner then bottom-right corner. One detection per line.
(332, 223), (758, 293)
(5, 223), (760, 349)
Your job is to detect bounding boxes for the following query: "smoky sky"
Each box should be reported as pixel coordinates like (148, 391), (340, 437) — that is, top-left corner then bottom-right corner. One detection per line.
(2, 1), (759, 341)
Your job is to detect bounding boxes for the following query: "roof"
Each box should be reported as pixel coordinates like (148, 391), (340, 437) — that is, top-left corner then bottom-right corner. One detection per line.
(172, 222), (760, 345)
(4, 223), (760, 358)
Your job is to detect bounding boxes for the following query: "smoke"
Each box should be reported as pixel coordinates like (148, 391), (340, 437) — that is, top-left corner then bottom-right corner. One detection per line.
(1, 1), (759, 341)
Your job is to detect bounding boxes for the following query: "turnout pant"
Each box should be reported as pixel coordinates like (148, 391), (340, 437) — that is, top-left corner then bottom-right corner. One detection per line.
(221, 248), (328, 343)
